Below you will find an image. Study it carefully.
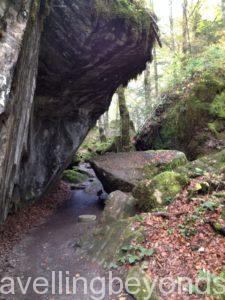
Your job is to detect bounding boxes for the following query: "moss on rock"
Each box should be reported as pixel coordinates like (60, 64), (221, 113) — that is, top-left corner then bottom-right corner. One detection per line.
(94, 0), (151, 31)
(136, 50), (225, 159)
(143, 150), (188, 179)
(62, 169), (88, 183)
(176, 149), (225, 178)
(133, 171), (189, 212)
(79, 217), (145, 268)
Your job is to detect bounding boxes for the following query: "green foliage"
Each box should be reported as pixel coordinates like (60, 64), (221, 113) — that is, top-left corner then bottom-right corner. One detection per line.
(195, 17), (224, 48)
(164, 196), (173, 205)
(178, 214), (199, 238)
(165, 46), (225, 89)
(150, 45), (225, 159)
(210, 92), (225, 119)
(200, 201), (221, 212)
(208, 120), (225, 137)
(108, 262), (119, 270)
(167, 228), (174, 235)
(94, 0), (151, 29)
(134, 171), (189, 212)
(133, 214), (145, 223)
(194, 168), (205, 176)
(190, 269), (225, 298)
(118, 244), (155, 265)
(179, 224), (198, 238)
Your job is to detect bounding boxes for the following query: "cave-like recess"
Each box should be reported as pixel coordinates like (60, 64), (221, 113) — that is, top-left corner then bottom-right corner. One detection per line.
(0, 0), (157, 223)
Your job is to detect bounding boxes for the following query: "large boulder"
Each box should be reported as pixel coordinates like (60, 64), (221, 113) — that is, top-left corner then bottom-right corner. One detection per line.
(91, 150), (188, 193)
(0, 0), (158, 223)
(133, 149), (225, 212)
(101, 190), (137, 223)
(133, 171), (189, 211)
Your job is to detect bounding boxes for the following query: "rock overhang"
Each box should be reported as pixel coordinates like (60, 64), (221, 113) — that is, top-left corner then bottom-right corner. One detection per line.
(0, 0), (158, 223)
(35, 0), (158, 117)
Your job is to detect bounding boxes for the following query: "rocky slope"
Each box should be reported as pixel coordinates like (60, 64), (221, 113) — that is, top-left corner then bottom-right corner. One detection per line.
(136, 54), (225, 159)
(81, 149), (225, 299)
(0, 0), (158, 223)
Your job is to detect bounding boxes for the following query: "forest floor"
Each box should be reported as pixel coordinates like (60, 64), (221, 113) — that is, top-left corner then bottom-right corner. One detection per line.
(0, 164), (224, 299)
(0, 167), (131, 300)
(130, 176), (225, 299)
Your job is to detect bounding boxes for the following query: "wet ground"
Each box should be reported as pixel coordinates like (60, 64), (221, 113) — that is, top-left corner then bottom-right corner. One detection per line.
(0, 164), (131, 300)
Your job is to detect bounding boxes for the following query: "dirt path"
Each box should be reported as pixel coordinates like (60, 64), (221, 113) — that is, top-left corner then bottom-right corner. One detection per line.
(0, 166), (131, 300)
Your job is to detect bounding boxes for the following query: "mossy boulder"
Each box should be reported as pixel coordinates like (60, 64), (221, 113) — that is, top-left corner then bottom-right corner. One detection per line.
(62, 169), (88, 183)
(176, 149), (225, 178)
(144, 150), (188, 179)
(91, 150), (188, 193)
(175, 149), (225, 199)
(133, 171), (189, 212)
(126, 266), (159, 300)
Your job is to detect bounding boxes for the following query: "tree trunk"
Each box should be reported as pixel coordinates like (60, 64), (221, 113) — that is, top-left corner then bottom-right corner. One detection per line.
(153, 47), (159, 98)
(98, 116), (106, 143)
(182, 0), (191, 54)
(117, 86), (131, 151)
(191, 3), (201, 37)
(103, 111), (109, 135)
(144, 63), (151, 109)
(222, 0), (225, 22)
(169, 0), (176, 52)
(150, 0), (159, 98)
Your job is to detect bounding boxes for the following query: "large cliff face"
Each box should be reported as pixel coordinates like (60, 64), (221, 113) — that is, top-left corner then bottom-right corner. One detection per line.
(0, 0), (157, 223)
(0, 0), (42, 222)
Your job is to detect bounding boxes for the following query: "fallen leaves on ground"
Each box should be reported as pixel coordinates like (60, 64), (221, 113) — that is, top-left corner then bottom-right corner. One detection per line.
(0, 182), (71, 272)
(132, 177), (225, 300)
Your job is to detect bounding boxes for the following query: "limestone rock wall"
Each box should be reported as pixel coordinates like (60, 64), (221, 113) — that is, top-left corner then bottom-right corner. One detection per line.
(0, 0), (157, 223)
(0, 0), (42, 221)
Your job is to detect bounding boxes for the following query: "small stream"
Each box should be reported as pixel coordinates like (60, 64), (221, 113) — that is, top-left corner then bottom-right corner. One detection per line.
(0, 164), (132, 299)
(61, 162), (106, 221)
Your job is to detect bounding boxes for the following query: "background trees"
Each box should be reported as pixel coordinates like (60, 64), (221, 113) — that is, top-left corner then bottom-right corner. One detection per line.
(222, 0), (225, 22)
(117, 86), (132, 151)
(96, 0), (224, 141)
